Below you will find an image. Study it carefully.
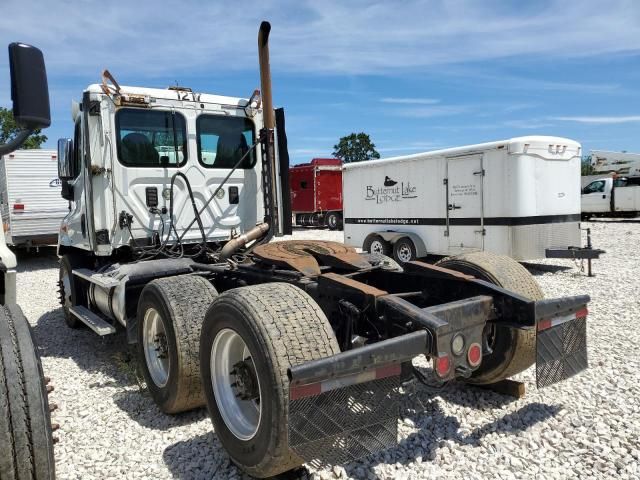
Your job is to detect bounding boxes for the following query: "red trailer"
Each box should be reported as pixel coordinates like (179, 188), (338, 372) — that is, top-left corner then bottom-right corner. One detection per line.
(290, 158), (343, 230)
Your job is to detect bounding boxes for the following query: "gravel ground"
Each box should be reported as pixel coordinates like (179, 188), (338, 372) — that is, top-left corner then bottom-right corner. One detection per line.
(16, 221), (640, 479)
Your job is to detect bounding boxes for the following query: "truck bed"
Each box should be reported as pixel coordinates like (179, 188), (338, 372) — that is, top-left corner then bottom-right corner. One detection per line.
(614, 185), (640, 212)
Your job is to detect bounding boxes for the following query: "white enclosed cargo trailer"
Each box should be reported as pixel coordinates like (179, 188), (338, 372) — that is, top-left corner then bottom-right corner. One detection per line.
(0, 149), (68, 246)
(343, 136), (595, 262)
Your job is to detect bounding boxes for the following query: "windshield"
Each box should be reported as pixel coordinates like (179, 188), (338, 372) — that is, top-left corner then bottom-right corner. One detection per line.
(196, 114), (256, 169)
(116, 109), (187, 167)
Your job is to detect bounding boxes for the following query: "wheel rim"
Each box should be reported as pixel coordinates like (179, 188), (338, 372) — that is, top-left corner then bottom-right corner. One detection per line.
(211, 328), (262, 441)
(370, 239), (384, 255)
(397, 243), (413, 262)
(328, 215), (336, 228)
(142, 308), (170, 388)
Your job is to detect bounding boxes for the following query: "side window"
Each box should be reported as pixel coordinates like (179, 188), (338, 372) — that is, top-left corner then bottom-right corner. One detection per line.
(196, 114), (256, 169)
(583, 180), (605, 194)
(115, 109), (187, 167)
(72, 119), (82, 178)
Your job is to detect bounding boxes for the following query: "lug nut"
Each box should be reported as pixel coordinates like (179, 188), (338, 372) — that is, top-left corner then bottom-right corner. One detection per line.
(46, 385), (54, 393)
(49, 402), (58, 412)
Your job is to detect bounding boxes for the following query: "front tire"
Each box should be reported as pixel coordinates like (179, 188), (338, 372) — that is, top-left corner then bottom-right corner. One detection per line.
(0, 305), (55, 480)
(200, 283), (340, 478)
(137, 274), (218, 414)
(436, 251), (544, 384)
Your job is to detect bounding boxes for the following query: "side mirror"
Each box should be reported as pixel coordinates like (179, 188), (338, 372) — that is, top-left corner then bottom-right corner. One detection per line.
(57, 138), (75, 180)
(9, 43), (50, 130)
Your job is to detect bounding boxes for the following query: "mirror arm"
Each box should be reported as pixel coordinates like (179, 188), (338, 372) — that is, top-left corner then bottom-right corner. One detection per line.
(0, 129), (33, 156)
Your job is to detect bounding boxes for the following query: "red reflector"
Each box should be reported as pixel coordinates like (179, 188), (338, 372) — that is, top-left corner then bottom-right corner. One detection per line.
(468, 343), (482, 367)
(289, 382), (321, 401)
(434, 355), (450, 377)
(537, 318), (552, 331)
(575, 307), (588, 318)
(13, 204), (24, 210)
(375, 363), (402, 380)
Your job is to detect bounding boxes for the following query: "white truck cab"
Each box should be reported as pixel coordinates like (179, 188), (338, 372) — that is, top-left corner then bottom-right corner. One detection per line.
(582, 176), (640, 218)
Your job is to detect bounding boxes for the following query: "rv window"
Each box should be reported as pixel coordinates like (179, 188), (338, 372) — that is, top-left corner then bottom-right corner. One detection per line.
(582, 180), (605, 194)
(115, 109), (187, 167)
(196, 114), (256, 169)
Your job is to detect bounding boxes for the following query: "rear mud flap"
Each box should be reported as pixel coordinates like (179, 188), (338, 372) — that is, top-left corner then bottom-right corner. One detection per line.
(288, 372), (402, 468)
(536, 313), (588, 388)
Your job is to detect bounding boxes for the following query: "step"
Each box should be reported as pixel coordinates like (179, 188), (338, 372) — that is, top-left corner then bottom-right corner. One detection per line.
(73, 268), (121, 289)
(69, 306), (116, 336)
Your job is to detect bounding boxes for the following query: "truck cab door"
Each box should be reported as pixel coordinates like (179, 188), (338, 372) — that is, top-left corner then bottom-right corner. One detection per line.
(446, 154), (484, 253)
(581, 179), (610, 213)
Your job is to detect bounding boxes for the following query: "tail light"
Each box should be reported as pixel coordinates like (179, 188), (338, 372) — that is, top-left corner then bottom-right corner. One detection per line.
(467, 342), (482, 367)
(434, 354), (451, 378)
(13, 203), (24, 210)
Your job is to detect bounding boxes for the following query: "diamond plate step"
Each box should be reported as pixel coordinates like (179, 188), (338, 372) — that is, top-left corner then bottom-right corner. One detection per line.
(73, 268), (121, 289)
(69, 306), (116, 336)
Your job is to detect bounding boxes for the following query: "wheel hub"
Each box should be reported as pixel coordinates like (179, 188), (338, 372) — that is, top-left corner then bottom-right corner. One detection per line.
(231, 359), (259, 401)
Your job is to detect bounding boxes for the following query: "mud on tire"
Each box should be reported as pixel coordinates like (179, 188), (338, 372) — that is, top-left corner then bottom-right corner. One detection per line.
(137, 274), (218, 414)
(0, 305), (55, 480)
(436, 251), (544, 384)
(200, 283), (340, 479)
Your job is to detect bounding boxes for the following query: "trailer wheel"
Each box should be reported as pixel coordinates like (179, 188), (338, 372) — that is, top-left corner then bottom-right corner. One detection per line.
(200, 283), (340, 478)
(436, 251), (543, 384)
(58, 254), (88, 329)
(137, 275), (218, 414)
(0, 305), (55, 480)
(393, 237), (417, 264)
(363, 233), (391, 256)
(326, 211), (341, 231)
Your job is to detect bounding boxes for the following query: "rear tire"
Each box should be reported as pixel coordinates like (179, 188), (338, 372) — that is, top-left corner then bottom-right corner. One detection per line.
(392, 237), (417, 264)
(436, 251), (544, 384)
(137, 274), (218, 414)
(363, 233), (391, 256)
(0, 305), (55, 480)
(58, 254), (88, 329)
(200, 283), (340, 478)
(325, 211), (341, 231)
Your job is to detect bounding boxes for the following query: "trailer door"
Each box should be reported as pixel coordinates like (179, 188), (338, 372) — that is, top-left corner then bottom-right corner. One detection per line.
(446, 154), (484, 253)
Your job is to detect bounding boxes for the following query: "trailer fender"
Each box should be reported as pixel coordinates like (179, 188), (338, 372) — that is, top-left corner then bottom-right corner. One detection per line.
(375, 231), (427, 258)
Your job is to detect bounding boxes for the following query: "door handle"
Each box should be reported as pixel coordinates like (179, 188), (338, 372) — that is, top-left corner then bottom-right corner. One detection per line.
(448, 204), (461, 210)
(602, 195), (606, 199)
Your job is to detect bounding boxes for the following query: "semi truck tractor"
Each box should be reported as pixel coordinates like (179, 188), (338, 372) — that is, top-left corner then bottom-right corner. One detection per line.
(582, 176), (640, 219)
(55, 22), (590, 478)
(290, 158), (343, 230)
(0, 43), (56, 480)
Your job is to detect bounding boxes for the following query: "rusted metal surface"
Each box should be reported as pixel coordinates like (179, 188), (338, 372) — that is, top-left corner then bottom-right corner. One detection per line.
(253, 240), (370, 276)
(318, 272), (388, 297)
(404, 260), (476, 281)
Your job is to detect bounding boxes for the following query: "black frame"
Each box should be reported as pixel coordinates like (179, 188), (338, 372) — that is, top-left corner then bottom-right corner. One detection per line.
(115, 108), (188, 168)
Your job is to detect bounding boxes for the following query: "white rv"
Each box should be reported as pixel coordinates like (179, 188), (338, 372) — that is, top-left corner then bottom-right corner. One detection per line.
(0, 149), (69, 247)
(343, 136), (589, 263)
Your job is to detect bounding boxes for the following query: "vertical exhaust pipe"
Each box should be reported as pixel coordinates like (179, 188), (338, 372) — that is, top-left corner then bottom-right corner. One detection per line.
(258, 21), (280, 236)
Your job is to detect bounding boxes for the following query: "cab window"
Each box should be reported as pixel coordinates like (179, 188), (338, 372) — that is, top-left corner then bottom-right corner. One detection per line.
(582, 180), (605, 194)
(196, 114), (256, 169)
(115, 109), (187, 167)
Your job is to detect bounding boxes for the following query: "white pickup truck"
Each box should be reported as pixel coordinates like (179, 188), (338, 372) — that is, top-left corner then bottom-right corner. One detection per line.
(581, 176), (640, 219)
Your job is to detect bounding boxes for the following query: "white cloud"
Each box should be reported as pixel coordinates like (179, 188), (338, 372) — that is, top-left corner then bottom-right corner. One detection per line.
(381, 98), (440, 105)
(0, 0), (638, 79)
(552, 115), (640, 124)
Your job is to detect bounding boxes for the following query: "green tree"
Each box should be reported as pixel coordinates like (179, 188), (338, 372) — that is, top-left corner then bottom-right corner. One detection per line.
(581, 154), (595, 176)
(0, 107), (47, 149)
(332, 132), (380, 163)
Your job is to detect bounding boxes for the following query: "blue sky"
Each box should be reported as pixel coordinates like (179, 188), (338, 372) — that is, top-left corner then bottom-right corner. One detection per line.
(1, 0), (639, 164)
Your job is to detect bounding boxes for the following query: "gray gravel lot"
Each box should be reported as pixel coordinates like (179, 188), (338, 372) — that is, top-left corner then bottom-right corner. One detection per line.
(16, 221), (640, 479)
